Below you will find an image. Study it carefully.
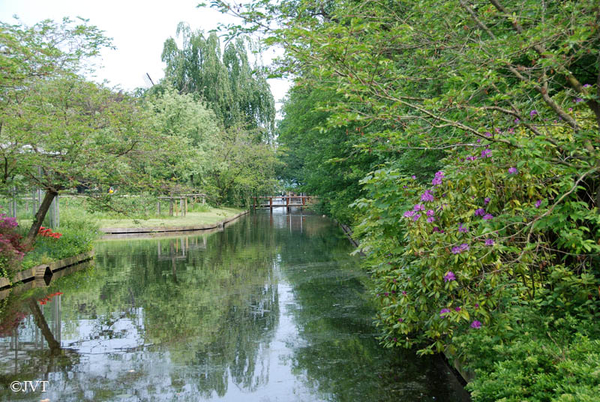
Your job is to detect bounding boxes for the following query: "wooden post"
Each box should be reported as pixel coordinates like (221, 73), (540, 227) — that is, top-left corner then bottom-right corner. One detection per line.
(270, 197), (273, 213)
(32, 190), (37, 217)
(49, 196), (59, 229)
(169, 198), (174, 216)
(184, 198), (188, 216)
(286, 195), (290, 213)
(11, 186), (17, 218)
(55, 195), (60, 229)
(157, 201), (161, 216)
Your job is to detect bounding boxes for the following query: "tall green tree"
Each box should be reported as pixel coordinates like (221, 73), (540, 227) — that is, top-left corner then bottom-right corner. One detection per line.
(205, 124), (280, 205)
(0, 17), (113, 187)
(161, 24), (275, 138)
(145, 86), (221, 191)
(2, 76), (184, 245)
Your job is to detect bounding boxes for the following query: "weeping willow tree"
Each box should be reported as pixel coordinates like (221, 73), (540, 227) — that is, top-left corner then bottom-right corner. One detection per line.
(161, 23), (275, 140)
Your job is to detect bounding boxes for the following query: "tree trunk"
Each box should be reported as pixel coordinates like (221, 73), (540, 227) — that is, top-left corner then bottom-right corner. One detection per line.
(25, 189), (57, 246)
(28, 298), (61, 353)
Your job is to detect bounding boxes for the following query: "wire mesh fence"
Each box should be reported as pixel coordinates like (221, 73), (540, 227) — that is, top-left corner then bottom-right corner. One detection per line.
(1, 188), (209, 230)
(0, 186), (60, 229)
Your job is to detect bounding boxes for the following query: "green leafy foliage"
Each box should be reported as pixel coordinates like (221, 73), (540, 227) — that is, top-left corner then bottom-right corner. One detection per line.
(161, 24), (275, 137)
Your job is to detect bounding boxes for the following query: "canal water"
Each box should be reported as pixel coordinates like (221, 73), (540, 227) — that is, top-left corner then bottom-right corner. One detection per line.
(0, 211), (470, 401)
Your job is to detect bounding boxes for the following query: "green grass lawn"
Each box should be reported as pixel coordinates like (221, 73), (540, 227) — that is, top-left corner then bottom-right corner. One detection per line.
(98, 207), (244, 228)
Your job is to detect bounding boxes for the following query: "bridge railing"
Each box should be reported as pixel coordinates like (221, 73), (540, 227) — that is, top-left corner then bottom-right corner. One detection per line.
(251, 195), (317, 210)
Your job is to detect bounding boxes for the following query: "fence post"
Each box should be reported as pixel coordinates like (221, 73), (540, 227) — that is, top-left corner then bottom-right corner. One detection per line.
(11, 186), (17, 218)
(32, 190), (37, 217)
(55, 195), (59, 229)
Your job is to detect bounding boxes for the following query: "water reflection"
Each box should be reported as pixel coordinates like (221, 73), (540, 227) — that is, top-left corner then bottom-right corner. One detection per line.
(0, 212), (469, 401)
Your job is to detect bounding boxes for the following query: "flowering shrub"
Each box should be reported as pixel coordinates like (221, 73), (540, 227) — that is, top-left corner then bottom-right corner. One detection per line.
(38, 226), (63, 239)
(353, 113), (600, 398)
(20, 215), (98, 270)
(0, 208), (29, 275)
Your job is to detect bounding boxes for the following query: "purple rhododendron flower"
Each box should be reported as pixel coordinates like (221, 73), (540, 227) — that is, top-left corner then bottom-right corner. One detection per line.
(411, 175), (416, 179)
(432, 177), (443, 185)
(403, 210), (415, 218)
(508, 128), (515, 134)
(444, 271), (456, 282)
(402, 291), (407, 295)
(398, 318), (403, 322)
(440, 308), (451, 317)
(452, 243), (470, 254)
(414, 204), (425, 211)
(484, 197), (491, 205)
(471, 320), (482, 329)
(482, 214), (493, 220)
(477, 138), (481, 143)
(508, 167), (518, 174)
(455, 307), (461, 312)
(514, 118), (520, 124)
(574, 98), (583, 103)
(530, 110), (538, 117)
(426, 209), (435, 217)
(583, 84), (591, 88)
(435, 171), (445, 179)
(427, 217), (435, 223)
(484, 238), (495, 246)
(458, 223), (469, 233)
(484, 131), (492, 137)
(474, 303), (479, 308)
(466, 155), (477, 161)
(413, 214), (421, 221)
(474, 208), (486, 217)
(535, 199), (542, 208)
(421, 190), (434, 202)
(481, 149), (492, 158)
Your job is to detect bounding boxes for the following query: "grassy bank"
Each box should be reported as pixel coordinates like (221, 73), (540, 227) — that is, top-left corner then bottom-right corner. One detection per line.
(98, 207), (243, 229)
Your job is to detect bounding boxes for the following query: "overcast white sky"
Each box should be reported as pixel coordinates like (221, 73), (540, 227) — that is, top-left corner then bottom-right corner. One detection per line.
(0, 0), (290, 110)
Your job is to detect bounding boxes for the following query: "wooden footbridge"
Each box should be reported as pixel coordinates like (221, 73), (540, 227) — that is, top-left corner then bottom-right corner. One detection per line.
(252, 195), (316, 212)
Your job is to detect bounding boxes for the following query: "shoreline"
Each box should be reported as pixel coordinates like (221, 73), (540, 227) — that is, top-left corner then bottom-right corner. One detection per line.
(99, 210), (249, 237)
(0, 250), (95, 292)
